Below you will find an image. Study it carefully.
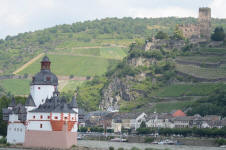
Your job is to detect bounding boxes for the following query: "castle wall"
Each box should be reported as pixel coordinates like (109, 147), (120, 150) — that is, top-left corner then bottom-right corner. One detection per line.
(178, 24), (200, 39)
(7, 123), (25, 144)
(30, 85), (55, 107)
(24, 128), (77, 149)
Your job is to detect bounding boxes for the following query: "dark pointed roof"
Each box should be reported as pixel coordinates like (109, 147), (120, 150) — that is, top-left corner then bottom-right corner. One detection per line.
(41, 56), (50, 62)
(25, 95), (36, 107)
(9, 97), (16, 107)
(70, 96), (77, 108)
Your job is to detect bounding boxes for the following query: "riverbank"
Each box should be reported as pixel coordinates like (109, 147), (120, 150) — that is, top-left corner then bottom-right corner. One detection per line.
(80, 133), (219, 147)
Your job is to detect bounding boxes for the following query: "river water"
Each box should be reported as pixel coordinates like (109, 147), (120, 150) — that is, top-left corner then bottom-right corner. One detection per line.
(0, 140), (225, 150)
(77, 140), (225, 150)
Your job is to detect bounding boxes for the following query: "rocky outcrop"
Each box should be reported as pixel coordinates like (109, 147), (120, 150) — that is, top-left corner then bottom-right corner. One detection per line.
(100, 76), (137, 110)
(127, 57), (156, 67)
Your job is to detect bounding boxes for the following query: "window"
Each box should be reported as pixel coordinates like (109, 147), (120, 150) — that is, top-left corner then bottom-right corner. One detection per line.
(46, 76), (51, 81)
(40, 115), (43, 119)
(38, 87), (40, 90)
(40, 124), (43, 128)
(33, 116), (35, 119)
(54, 116), (58, 119)
(48, 116), (50, 119)
(64, 117), (68, 120)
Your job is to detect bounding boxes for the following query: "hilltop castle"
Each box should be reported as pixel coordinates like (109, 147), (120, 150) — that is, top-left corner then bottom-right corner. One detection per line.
(179, 7), (211, 40)
(2, 56), (78, 149)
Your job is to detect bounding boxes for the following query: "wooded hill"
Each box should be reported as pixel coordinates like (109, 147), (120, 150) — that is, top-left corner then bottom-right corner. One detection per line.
(0, 17), (226, 115)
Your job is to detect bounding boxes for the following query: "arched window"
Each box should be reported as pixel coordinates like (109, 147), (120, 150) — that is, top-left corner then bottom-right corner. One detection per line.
(40, 115), (43, 119)
(40, 124), (43, 128)
(33, 116), (35, 119)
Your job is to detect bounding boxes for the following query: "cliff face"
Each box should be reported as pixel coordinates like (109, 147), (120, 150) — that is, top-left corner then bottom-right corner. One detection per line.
(100, 56), (154, 111)
(100, 76), (135, 110)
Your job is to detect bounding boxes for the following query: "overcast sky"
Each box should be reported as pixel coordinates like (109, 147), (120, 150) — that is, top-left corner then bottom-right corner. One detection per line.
(0, 0), (225, 39)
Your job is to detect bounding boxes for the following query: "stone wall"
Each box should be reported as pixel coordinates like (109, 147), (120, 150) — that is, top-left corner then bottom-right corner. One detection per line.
(179, 24), (200, 39)
(24, 125), (77, 149)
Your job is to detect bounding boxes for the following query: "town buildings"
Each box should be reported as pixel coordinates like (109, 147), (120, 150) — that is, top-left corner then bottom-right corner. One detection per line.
(2, 56), (78, 149)
(82, 110), (226, 133)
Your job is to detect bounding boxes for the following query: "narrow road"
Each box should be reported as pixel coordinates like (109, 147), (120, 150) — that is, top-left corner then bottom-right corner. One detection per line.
(13, 53), (45, 74)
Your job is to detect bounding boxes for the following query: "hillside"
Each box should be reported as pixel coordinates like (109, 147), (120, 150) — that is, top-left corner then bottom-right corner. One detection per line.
(76, 33), (226, 114)
(0, 17), (226, 112)
(0, 17), (226, 75)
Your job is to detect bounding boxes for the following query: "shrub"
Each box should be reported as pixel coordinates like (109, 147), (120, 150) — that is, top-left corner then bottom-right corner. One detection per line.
(155, 31), (168, 40)
(144, 137), (154, 143)
(23, 73), (28, 79)
(109, 146), (114, 150)
(0, 137), (6, 144)
(69, 74), (74, 79)
(131, 147), (141, 150)
(211, 27), (225, 41)
(118, 148), (124, 150)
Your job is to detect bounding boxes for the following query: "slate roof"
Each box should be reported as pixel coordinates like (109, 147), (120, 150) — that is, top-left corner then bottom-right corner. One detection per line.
(25, 95), (36, 107)
(31, 70), (58, 86)
(9, 97), (16, 107)
(69, 96), (77, 108)
(41, 56), (50, 62)
(30, 95), (76, 113)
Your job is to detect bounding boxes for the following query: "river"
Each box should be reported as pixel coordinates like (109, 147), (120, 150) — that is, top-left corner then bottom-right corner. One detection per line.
(0, 140), (225, 150)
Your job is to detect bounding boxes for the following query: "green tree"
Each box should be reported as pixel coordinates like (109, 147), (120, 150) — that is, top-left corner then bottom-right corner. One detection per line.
(140, 121), (147, 128)
(155, 31), (168, 39)
(211, 27), (225, 41)
(172, 25), (184, 40)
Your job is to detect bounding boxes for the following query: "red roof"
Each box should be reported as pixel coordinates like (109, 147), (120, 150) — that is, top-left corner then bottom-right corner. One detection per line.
(172, 110), (186, 117)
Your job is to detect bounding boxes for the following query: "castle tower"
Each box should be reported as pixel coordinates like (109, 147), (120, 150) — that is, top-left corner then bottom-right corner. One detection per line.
(198, 7), (211, 39)
(30, 56), (58, 107)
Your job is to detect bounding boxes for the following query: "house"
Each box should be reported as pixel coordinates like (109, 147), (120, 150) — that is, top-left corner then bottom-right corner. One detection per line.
(173, 116), (192, 128)
(146, 113), (174, 128)
(111, 112), (147, 132)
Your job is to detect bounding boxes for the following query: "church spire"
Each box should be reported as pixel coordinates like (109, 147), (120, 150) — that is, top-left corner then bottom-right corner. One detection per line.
(70, 95), (77, 108)
(25, 94), (36, 107)
(9, 96), (16, 108)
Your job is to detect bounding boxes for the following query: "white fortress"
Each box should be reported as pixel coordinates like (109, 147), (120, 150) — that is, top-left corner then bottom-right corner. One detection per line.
(2, 56), (78, 149)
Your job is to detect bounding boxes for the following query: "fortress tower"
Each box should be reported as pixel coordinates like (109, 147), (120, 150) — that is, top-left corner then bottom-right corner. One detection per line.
(198, 7), (211, 39)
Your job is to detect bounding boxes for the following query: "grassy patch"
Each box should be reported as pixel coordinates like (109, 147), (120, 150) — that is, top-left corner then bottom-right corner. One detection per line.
(177, 55), (226, 63)
(199, 47), (226, 55)
(176, 64), (226, 79)
(151, 101), (194, 113)
(0, 79), (30, 95)
(152, 83), (226, 97)
(61, 80), (84, 92)
(19, 54), (120, 76)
